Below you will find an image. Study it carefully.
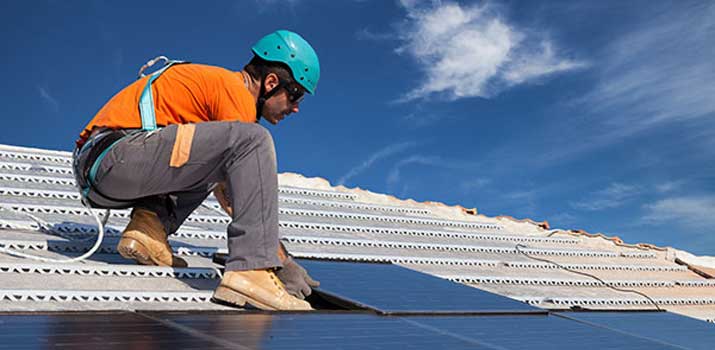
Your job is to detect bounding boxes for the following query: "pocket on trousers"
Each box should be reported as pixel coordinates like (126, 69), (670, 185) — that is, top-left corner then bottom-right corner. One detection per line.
(170, 123), (196, 168)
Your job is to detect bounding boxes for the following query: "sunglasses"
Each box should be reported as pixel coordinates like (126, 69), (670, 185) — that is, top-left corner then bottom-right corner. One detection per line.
(281, 81), (306, 104)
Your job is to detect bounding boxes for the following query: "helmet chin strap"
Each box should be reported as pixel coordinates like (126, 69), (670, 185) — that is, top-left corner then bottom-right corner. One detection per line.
(256, 78), (283, 122)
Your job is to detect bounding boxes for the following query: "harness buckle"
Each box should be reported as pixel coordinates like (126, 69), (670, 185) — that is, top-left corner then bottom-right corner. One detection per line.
(138, 56), (170, 78)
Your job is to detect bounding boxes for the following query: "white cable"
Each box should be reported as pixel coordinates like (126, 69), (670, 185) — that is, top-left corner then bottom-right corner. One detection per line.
(0, 201), (109, 263)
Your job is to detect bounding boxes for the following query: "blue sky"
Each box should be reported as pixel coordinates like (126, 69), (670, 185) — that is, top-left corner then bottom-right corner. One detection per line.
(1, 1), (714, 255)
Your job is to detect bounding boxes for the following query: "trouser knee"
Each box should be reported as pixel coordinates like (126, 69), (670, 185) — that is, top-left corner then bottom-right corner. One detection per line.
(230, 123), (276, 165)
(243, 123), (273, 147)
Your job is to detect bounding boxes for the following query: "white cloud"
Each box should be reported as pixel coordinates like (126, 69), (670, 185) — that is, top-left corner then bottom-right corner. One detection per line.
(571, 183), (641, 211)
(656, 180), (686, 194)
(37, 85), (59, 112)
(396, 1), (586, 101)
(338, 142), (415, 185)
(642, 196), (715, 229)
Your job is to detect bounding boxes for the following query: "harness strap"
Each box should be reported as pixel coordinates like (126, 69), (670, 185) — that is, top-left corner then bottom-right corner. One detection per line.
(86, 135), (130, 190)
(138, 59), (186, 131)
(79, 56), (187, 207)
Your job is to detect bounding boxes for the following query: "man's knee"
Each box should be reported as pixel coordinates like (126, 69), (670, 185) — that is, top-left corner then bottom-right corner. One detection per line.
(231, 123), (275, 151)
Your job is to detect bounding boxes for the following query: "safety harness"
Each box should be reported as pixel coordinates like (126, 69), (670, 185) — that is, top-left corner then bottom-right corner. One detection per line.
(78, 56), (187, 208)
(0, 56), (186, 263)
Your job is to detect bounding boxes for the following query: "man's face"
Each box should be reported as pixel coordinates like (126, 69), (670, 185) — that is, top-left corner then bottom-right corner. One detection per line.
(262, 78), (305, 125)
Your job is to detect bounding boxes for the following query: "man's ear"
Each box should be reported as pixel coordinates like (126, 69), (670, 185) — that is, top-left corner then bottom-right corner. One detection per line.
(264, 73), (280, 92)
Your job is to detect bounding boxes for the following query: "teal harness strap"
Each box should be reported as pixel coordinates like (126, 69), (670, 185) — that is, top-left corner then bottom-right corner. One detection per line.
(82, 57), (186, 203)
(138, 60), (185, 131)
(86, 136), (127, 191)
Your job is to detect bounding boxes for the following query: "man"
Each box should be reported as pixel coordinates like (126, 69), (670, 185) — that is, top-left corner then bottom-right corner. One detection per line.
(72, 30), (319, 311)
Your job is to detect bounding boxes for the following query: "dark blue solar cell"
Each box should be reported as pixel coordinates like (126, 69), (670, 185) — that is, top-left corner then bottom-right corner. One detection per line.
(555, 311), (715, 350)
(298, 259), (543, 314)
(141, 312), (493, 350)
(408, 314), (681, 350)
(0, 311), (695, 349)
(0, 312), (207, 349)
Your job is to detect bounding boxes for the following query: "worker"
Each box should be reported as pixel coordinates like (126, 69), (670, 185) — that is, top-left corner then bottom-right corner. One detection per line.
(72, 30), (320, 311)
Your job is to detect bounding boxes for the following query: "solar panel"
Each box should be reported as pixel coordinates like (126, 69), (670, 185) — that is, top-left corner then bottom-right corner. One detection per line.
(0, 312), (207, 349)
(407, 314), (679, 350)
(298, 259), (543, 314)
(0, 312), (494, 350)
(155, 312), (504, 349)
(0, 311), (704, 349)
(556, 311), (715, 350)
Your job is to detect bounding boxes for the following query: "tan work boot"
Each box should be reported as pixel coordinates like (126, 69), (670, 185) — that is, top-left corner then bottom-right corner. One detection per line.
(213, 269), (313, 311)
(116, 208), (188, 268)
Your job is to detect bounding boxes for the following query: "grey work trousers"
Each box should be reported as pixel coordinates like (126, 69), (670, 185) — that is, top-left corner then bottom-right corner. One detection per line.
(87, 121), (281, 271)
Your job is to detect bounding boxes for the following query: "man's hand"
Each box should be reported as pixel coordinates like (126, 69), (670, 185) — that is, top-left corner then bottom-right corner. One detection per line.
(276, 256), (320, 299)
(276, 242), (320, 299)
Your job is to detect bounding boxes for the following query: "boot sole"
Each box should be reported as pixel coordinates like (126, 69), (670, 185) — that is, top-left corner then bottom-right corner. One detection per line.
(117, 237), (164, 266)
(212, 286), (276, 311)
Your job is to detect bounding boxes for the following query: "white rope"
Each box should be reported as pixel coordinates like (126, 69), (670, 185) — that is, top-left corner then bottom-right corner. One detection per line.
(0, 201), (109, 263)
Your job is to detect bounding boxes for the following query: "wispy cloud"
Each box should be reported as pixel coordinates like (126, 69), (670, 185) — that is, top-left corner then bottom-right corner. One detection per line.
(258, 0), (301, 5)
(579, 2), (715, 133)
(385, 153), (485, 189)
(338, 141), (415, 185)
(642, 196), (715, 229)
(401, 111), (455, 127)
(37, 85), (59, 112)
(548, 212), (578, 228)
(396, 1), (586, 101)
(656, 180), (687, 194)
(355, 28), (395, 41)
(386, 154), (443, 185)
(459, 2), (715, 170)
(459, 177), (491, 192)
(571, 183), (641, 211)
(251, 0), (301, 14)
(540, 2), (715, 163)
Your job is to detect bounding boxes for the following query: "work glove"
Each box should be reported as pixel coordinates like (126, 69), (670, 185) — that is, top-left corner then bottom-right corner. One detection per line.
(276, 255), (320, 299)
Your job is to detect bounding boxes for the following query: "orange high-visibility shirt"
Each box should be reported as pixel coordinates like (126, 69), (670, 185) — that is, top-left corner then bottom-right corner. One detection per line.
(78, 63), (256, 143)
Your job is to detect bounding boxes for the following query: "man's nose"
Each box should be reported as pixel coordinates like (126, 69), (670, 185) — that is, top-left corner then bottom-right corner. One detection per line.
(291, 105), (300, 114)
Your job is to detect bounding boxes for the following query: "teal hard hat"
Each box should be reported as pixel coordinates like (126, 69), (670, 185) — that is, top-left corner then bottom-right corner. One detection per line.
(252, 30), (320, 94)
